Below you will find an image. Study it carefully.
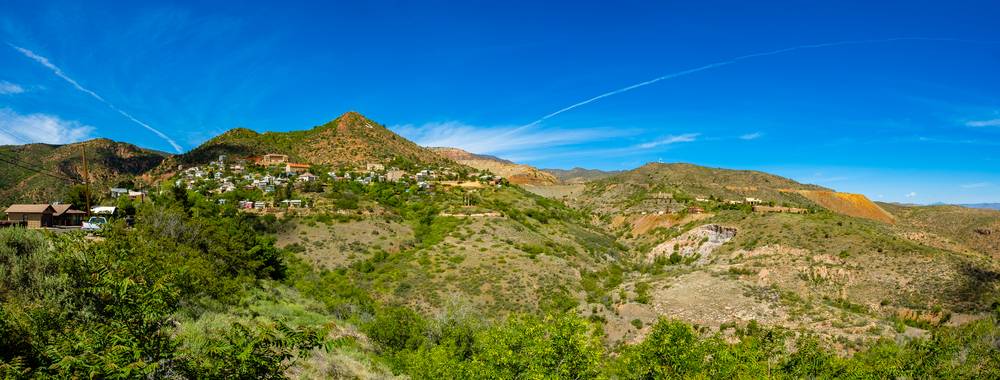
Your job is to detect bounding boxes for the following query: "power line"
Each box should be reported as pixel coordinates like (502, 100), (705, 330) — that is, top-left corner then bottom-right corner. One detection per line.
(0, 151), (77, 181)
(0, 151), (74, 180)
(0, 155), (78, 183)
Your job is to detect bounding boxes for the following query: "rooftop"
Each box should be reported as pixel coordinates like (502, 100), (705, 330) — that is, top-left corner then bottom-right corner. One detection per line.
(4, 204), (55, 214)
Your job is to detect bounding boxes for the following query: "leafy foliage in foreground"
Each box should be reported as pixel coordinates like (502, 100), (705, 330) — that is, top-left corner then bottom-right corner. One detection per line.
(367, 311), (1000, 379)
(0, 191), (317, 378)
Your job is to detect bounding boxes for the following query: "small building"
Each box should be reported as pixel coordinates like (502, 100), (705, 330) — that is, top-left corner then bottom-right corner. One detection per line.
(128, 190), (147, 201)
(52, 204), (86, 226)
(745, 197), (764, 205)
(366, 163), (385, 172)
(256, 154), (289, 166)
(285, 163), (310, 174)
(4, 204), (55, 228)
(281, 199), (303, 208)
(386, 170), (406, 182)
(110, 188), (129, 198)
(297, 172), (318, 182)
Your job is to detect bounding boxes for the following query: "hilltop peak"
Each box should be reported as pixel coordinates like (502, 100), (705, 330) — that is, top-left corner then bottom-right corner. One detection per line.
(174, 111), (448, 168)
(219, 127), (260, 137)
(336, 110), (367, 120)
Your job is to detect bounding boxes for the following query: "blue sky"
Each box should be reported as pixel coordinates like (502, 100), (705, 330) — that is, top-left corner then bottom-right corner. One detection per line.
(1, 1), (998, 204)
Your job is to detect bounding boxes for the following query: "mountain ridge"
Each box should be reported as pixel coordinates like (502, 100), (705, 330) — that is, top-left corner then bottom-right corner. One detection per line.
(430, 146), (559, 185)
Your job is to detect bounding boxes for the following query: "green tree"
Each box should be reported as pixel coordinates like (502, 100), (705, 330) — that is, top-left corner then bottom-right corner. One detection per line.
(63, 184), (100, 211)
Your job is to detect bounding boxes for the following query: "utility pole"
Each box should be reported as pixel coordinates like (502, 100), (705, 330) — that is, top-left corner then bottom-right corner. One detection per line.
(82, 145), (91, 217)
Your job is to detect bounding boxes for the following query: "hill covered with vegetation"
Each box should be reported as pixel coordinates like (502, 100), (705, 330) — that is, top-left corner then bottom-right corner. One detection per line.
(169, 112), (452, 170)
(0, 138), (166, 206)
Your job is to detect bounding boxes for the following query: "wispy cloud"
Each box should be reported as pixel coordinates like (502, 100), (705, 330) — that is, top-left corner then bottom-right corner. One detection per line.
(637, 133), (699, 149)
(516, 37), (987, 131)
(914, 136), (1000, 146)
(965, 119), (1000, 127)
(905, 191), (918, 198)
(960, 182), (990, 189)
(0, 108), (94, 145)
(391, 121), (633, 156)
(0, 80), (24, 95)
(8, 43), (183, 152)
(739, 132), (763, 140)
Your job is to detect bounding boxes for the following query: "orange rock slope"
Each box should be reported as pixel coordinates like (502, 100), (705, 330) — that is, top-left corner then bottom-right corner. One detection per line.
(784, 190), (895, 224)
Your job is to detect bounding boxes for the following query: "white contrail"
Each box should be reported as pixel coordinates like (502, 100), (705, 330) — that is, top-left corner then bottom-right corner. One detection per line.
(8, 43), (183, 153)
(513, 37), (994, 134)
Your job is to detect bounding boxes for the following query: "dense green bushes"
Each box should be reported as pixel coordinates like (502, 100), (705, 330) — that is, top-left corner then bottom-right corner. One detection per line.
(0, 194), (311, 378)
(360, 308), (1000, 379)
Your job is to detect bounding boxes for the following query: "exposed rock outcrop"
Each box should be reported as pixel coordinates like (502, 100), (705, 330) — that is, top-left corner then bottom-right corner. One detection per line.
(646, 224), (737, 264)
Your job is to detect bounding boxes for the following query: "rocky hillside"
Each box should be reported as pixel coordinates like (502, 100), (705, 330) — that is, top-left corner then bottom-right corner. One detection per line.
(431, 147), (559, 185)
(881, 203), (1000, 258)
(0, 139), (167, 205)
(168, 111), (451, 169)
(554, 164), (1000, 347)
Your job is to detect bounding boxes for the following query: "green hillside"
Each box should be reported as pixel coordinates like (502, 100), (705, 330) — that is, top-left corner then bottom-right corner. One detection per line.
(0, 138), (166, 206)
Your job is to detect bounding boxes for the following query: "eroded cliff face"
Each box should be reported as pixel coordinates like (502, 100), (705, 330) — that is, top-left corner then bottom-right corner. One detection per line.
(646, 224), (737, 264)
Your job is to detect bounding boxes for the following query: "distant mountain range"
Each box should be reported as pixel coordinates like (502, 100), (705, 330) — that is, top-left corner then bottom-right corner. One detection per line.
(959, 203), (1000, 210)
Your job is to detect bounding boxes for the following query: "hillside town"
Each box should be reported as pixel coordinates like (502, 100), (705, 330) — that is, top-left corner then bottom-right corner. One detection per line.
(1, 152), (508, 230)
